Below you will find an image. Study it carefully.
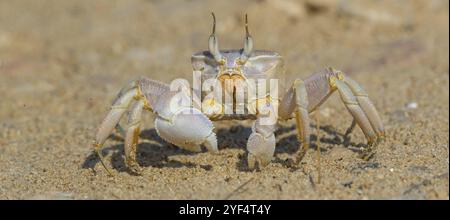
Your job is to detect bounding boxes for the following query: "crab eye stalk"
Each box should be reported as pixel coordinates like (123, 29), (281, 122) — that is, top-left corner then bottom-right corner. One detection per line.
(240, 14), (253, 64)
(208, 12), (224, 63)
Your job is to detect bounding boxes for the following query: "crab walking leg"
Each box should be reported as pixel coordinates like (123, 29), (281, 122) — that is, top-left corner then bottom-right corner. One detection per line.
(293, 79), (311, 164)
(112, 80), (139, 137)
(278, 79), (311, 164)
(246, 105), (277, 170)
(124, 100), (145, 174)
(93, 88), (138, 175)
(343, 77), (385, 138)
(332, 78), (377, 148)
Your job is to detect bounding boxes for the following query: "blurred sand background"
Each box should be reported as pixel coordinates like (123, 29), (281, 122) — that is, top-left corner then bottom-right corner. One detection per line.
(0, 0), (448, 199)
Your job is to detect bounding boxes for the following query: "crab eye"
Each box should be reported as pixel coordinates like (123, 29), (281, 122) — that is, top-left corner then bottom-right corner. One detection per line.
(218, 59), (226, 66)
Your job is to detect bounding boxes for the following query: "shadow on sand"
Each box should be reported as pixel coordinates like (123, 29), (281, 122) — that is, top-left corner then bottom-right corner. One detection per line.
(83, 122), (366, 174)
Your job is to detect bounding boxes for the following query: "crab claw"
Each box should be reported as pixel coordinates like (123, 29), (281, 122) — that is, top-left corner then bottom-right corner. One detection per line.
(246, 131), (276, 170)
(155, 108), (218, 153)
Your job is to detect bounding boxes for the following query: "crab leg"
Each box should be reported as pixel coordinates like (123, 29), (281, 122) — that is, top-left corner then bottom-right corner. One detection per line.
(111, 80), (139, 137)
(343, 77), (384, 137)
(333, 79), (376, 140)
(279, 68), (384, 163)
(124, 100), (145, 174)
(93, 88), (138, 175)
(333, 74), (386, 159)
(330, 77), (384, 160)
(293, 80), (311, 164)
(279, 79), (311, 164)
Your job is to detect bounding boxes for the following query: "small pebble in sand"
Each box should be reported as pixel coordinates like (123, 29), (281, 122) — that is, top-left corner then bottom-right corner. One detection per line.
(389, 168), (395, 172)
(405, 102), (418, 109)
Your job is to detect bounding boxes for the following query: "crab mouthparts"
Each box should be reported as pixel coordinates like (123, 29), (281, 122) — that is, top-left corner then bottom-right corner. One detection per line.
(218, 73), (245, 92)
(218, 74), (246, 112)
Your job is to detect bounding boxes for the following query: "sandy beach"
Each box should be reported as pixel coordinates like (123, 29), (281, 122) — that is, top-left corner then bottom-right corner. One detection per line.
(0, 0), (448, 199)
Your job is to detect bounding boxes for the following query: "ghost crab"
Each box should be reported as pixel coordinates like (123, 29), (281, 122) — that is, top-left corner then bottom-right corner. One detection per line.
(93, 14), (385, 175)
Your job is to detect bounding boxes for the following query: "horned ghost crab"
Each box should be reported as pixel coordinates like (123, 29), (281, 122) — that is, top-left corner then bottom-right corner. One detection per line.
(93, 14), (385, 175)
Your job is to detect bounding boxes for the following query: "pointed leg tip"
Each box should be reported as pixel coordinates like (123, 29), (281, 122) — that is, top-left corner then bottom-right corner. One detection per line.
(295, 143), (309, 165)
(125, 156), (143, 175)
(93, 147), (115, 177)
(377, 132), (386, 143)
(367, 137), (377, 147)
(100, 162), (114, 177)
(105, 169), (114, 177)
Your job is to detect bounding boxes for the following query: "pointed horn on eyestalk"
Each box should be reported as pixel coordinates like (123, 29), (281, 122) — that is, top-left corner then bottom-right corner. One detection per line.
(208, 12), (223, 62)
(240, 14), (253, 63)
